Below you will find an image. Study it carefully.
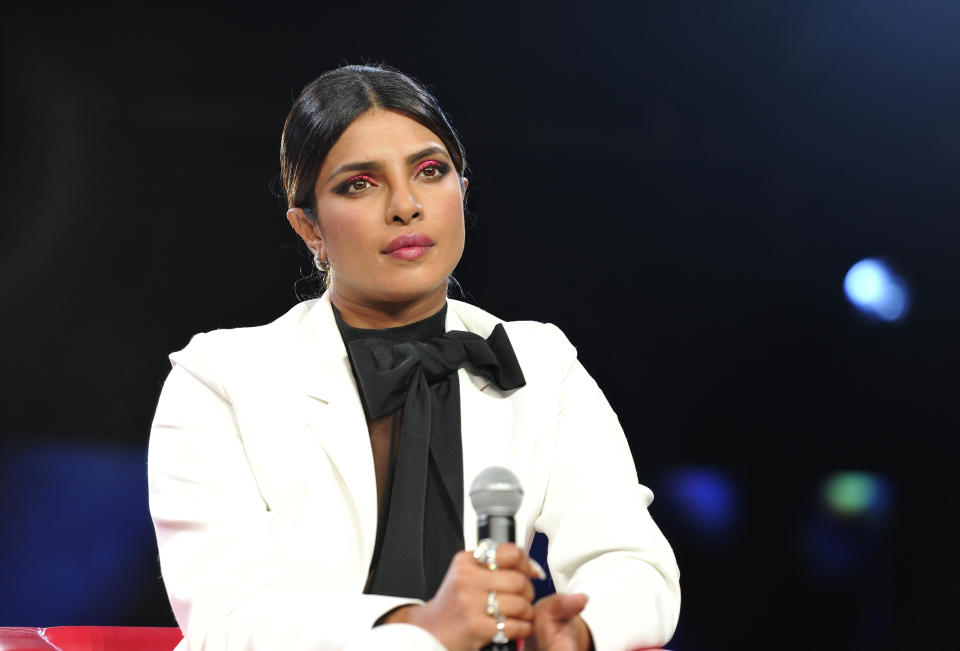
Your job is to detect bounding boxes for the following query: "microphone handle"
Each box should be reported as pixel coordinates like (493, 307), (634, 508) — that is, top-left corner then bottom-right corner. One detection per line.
(478, 514), (517, 651)
(478, 513), (515, 545)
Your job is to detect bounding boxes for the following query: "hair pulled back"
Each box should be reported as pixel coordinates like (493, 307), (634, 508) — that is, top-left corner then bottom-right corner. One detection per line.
(280, 64), (467, 216)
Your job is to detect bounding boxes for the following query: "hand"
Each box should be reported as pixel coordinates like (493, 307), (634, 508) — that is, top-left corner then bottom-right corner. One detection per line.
(384, 543), (542, 651)
(525, 593), (593, 651)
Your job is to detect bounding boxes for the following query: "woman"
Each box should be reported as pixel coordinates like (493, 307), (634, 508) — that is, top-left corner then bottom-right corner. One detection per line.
(148, 64), (680, 651)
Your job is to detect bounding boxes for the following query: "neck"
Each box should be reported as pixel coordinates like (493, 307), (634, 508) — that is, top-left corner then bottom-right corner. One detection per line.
(330, 285), (448, 329)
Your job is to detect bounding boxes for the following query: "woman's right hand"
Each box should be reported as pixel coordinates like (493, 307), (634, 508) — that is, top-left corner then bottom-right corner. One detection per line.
(386, 543), (542, 651)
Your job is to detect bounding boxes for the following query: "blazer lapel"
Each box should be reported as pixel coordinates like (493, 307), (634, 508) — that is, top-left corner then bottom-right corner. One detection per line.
(298, 292), (378, 558)
(447, 301), (520, 550)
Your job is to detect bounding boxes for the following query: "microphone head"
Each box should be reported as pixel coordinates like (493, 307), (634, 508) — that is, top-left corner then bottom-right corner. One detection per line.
(470, 466), (523, 517)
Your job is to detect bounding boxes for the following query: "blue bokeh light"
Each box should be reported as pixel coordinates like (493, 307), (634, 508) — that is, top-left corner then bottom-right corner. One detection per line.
(843, 258), (910, 322)
(660, 467), (738, 542)
(0, 445), (156, 624)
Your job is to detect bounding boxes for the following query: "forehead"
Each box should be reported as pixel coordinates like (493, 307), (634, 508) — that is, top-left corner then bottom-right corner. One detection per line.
(323, 109), (448, 168)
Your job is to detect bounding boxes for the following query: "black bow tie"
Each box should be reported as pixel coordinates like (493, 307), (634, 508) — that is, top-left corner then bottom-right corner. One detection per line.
(348, 323), (527, 420)
(345, 322), (526, 600)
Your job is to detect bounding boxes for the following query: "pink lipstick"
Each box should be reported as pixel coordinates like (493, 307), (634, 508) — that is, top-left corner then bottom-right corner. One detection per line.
(383, 232), (435, 260)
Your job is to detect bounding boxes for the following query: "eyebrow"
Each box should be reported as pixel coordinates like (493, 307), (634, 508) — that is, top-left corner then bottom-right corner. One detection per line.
(325, 145), (449, 183)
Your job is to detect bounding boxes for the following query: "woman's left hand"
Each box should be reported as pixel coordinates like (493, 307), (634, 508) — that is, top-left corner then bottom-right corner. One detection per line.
(524, 593), (593, 651)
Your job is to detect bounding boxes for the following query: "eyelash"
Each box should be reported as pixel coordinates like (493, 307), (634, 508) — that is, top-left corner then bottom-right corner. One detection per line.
(334, 160), (451, 195)
(415, 160), (448, 178)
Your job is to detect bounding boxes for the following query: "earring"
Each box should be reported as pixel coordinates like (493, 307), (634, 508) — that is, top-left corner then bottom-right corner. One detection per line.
(313, 249), (330, 273)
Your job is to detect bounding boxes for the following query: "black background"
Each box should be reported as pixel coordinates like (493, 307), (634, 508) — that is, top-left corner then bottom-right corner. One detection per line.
(2, 2), (958, 649)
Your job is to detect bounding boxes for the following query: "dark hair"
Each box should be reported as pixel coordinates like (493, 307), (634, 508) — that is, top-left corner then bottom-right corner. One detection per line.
(280, 64), (467, 215)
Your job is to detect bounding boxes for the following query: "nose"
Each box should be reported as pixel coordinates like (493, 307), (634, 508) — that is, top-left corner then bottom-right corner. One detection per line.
(386, 180), (422, 225)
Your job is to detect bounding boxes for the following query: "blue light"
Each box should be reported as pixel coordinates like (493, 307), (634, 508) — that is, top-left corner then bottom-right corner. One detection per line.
(843, 258), (910, 322)
(0, 445), (155, 624)
(661, 468), (738, 542)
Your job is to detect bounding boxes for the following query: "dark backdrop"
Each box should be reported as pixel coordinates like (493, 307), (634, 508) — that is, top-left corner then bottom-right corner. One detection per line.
(2, 2), (958, 649)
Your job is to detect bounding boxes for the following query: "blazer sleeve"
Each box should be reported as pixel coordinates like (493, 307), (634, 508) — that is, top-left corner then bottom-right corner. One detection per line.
(148, 333), (446, 651)
(532, 325), (681, 651)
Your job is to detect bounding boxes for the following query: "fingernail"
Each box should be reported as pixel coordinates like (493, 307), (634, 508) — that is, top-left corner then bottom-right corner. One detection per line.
(529, 558), (547, 580)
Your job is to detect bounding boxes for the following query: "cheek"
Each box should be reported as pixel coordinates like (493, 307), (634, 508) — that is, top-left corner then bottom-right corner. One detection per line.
(451, 205), (467, 253)
(438, 193), (466, 235)
(317, 211), (368, 258)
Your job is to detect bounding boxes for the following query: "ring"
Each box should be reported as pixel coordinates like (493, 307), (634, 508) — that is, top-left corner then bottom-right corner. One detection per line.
(492, 618), (508, 645)
(473, 538), (499, 571)
(485, 590), (500, 618)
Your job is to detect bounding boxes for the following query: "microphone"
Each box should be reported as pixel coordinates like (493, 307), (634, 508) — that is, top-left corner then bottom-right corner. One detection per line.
(470, 467), (524, 651)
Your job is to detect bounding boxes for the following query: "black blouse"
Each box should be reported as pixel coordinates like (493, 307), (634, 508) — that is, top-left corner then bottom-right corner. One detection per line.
(333, 302), (525, 600)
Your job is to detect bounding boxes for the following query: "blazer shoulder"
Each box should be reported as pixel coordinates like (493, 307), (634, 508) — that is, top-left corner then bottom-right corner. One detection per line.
(166, 300), (318, 391)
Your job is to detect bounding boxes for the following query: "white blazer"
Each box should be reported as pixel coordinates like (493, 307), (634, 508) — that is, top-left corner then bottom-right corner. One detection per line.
(148, 292), (680, 651)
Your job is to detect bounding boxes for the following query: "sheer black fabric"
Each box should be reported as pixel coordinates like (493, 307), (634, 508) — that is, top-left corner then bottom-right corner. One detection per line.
(334, 303), (526, 600)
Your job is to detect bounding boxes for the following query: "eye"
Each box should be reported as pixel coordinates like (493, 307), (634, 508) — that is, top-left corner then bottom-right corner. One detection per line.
(415, 160), (450, 179)
(335, 174), (377, 195)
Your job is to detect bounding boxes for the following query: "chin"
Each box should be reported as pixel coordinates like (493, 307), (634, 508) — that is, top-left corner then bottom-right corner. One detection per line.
(382, 285), (449, 305)
(343, 277), (442, 306)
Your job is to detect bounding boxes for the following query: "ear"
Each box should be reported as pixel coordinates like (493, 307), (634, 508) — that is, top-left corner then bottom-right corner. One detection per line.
(286, 207), (323, 254)
(461, 176), (469, 194)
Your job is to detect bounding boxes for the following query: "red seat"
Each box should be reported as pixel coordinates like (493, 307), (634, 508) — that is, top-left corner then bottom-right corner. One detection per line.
(0, 627), (183, 651)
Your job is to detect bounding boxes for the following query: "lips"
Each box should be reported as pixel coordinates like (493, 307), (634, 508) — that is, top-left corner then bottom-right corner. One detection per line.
(383, 232), (435, 253)
(382, 233), (435, 261)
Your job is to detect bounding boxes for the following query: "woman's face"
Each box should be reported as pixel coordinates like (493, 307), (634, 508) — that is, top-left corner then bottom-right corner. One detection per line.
(290, 109), (466, 313)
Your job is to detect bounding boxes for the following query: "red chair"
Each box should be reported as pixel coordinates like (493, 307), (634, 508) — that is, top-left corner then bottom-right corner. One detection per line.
(0, 627), (183, 651)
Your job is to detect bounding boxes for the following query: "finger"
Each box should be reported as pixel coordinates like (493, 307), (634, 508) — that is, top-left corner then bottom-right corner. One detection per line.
(527, 557), (548, 580)
(489, 542), (524, 569)
(480, 543), (546, 580)
(487, 569), (536, 602)
(485, 616), (532, 645)
(546, 593), (588, 620)
(454, 548), (480, 569)
(491, 593), (535, 622)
